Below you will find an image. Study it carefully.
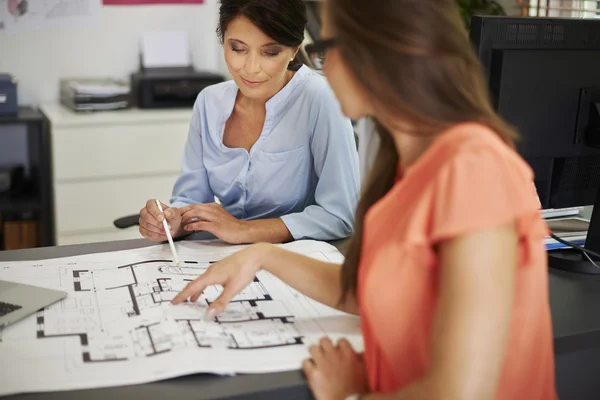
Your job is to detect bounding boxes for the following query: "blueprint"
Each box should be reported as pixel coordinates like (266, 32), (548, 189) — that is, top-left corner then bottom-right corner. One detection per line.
(0, 240), (362, 397)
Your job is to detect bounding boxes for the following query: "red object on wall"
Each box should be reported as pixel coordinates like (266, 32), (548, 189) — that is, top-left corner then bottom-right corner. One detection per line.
(103, 0), (204, 5)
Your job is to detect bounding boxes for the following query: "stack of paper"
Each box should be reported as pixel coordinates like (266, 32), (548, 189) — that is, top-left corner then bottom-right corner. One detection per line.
(60, 78), (131, 112)
(541, 206), (584, 220)
(544, 215), (589, 251)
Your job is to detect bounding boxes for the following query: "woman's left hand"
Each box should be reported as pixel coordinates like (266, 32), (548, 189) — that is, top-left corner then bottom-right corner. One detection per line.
(303, 338), (369, 400)
(179, 203), (248, 244)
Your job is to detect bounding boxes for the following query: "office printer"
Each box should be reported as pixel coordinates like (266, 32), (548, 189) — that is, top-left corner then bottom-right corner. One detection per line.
(131, 67), (224, 109)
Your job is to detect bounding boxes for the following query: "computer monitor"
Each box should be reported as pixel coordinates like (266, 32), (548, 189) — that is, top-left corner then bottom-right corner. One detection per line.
(470, 15), (600, 274)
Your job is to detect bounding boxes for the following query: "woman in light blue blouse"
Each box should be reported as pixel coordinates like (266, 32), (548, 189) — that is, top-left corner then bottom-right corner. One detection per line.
(139, 0), (360, 244)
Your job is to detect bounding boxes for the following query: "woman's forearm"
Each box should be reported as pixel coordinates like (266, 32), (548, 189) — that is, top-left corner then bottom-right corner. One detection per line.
(258, 244), (358, 314)
(239, 218), (293, 243)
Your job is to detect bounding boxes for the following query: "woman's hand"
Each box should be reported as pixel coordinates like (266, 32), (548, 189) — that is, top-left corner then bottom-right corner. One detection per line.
(139, 200), (183, 242)
(303, 338), (369, 400)
(180, 203), (249, 244)
(171, 243), (273, 313)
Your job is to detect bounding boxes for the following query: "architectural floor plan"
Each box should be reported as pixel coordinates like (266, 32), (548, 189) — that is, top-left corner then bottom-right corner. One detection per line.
(0, 240), (362, 397)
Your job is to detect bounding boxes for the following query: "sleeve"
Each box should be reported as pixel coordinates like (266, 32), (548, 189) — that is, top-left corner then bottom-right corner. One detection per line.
(280, 84), (361, 241)
(169, 92), (215, 208)
(430, 144), (543, 243)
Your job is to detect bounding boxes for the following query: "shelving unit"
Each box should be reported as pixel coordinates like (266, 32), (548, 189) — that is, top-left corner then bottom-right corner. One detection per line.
(0, 106), (55, 248)
(0, 194), (42, 213)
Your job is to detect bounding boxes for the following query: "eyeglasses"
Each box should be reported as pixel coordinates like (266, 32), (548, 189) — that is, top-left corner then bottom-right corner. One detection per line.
(304, 38), (336, 70)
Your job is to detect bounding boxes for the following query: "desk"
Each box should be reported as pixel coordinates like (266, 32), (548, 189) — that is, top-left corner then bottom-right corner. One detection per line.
(2, 239), (600, 399)
(550, 270), (600, 399)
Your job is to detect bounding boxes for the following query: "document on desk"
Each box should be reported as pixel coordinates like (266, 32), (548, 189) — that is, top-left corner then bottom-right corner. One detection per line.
(0, 240), (362, 397)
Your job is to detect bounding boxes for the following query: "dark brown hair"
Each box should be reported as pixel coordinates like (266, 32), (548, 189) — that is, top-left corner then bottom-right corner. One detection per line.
(217, 0), (307, 66)
(331, 0), (519, 300)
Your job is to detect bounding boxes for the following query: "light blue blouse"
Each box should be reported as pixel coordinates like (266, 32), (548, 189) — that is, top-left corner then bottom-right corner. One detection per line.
(169, 65), (360, 241)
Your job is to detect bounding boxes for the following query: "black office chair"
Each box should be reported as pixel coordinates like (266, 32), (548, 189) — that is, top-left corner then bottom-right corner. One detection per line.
(114, 214), (141, 229)
(113, 132), (360, 229)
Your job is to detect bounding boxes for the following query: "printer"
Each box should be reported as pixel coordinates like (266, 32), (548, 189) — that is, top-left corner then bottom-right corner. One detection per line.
(131, 31), (225, 109)
(131, 67), (224, 109)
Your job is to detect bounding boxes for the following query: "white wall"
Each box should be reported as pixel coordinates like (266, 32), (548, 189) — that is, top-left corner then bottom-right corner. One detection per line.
(0, 1), (227, 106)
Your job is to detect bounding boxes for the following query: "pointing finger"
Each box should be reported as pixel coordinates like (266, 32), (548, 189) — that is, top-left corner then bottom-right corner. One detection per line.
(209, 283), (242, 314)
(172, 274), (215, 305)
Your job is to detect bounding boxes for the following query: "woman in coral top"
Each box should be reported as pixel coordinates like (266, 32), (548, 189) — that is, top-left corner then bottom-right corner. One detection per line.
(172, 0), (558, 399)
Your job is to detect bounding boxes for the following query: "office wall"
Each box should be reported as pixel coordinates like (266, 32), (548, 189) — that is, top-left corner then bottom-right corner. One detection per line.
(0, 0), (522, 107)
(0, 1), (226, 106)
(498, 0), (522, 15)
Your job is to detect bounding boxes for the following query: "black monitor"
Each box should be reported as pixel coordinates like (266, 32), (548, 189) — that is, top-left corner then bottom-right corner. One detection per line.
(470, 16), (600, 274)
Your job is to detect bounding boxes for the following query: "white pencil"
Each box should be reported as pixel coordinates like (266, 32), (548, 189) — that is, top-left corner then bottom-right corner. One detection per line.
(155, 199), (181, 271)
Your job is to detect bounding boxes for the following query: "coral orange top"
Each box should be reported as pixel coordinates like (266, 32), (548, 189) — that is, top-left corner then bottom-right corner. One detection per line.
(357, 123), (557, 399)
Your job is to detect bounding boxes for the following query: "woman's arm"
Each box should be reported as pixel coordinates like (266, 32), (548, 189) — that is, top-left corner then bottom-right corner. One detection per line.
(280, 84), (361, 241)
(169, 91), (216, 211)
(236, 218), (293, 243)
(364, 223), (517, 400)
(261, 245), (358, 314)
(140, 92), (215, 242)
(172, 243), (359, 315)
(180, 204), (294, 244)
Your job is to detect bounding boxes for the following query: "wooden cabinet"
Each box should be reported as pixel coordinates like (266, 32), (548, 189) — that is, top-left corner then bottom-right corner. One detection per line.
(41, 104), (191, 245)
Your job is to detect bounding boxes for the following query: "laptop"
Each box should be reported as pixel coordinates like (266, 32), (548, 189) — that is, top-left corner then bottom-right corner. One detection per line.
(0, 280), (67, 328)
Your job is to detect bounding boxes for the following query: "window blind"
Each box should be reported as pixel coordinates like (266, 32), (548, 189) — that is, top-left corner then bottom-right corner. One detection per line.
(518, 0), (600, 18)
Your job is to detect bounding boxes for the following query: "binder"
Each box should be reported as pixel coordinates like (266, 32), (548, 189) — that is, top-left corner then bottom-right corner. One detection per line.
(3, 220), (22, 250)
(2, 215), (39, 250)
(20, 219), (38, 248)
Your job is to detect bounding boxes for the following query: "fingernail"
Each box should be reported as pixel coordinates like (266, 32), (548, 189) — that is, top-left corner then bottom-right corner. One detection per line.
(168, 224), (172, 230)
(203, 308), (216, 321)
(158, 215), (164, 222)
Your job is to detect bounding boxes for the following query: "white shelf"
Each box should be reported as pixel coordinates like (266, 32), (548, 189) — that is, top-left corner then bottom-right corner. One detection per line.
(40, 103), (193, 128)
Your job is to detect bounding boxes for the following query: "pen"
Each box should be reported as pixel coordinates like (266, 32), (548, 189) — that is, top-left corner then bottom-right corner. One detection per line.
(155, 199), (181, 271)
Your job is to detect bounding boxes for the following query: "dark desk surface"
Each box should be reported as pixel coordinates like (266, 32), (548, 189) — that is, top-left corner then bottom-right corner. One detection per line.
(549, 269), (600, 354)
(1, 237), (599, 399)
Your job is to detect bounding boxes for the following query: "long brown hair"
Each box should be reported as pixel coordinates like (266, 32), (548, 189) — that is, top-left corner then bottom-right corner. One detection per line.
(334, 0), (519, 301)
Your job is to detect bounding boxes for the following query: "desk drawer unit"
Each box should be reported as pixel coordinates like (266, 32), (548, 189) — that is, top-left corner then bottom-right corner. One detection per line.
(52, 122), (189, 181)
(42, 104), (192, 245)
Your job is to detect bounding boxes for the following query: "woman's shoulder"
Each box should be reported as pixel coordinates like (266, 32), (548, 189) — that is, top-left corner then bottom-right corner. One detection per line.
(398, 122), (535, 203)
(287, 67), (345, 125)
(426, 123), (526, 170)
(294, 65), (336, 101)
